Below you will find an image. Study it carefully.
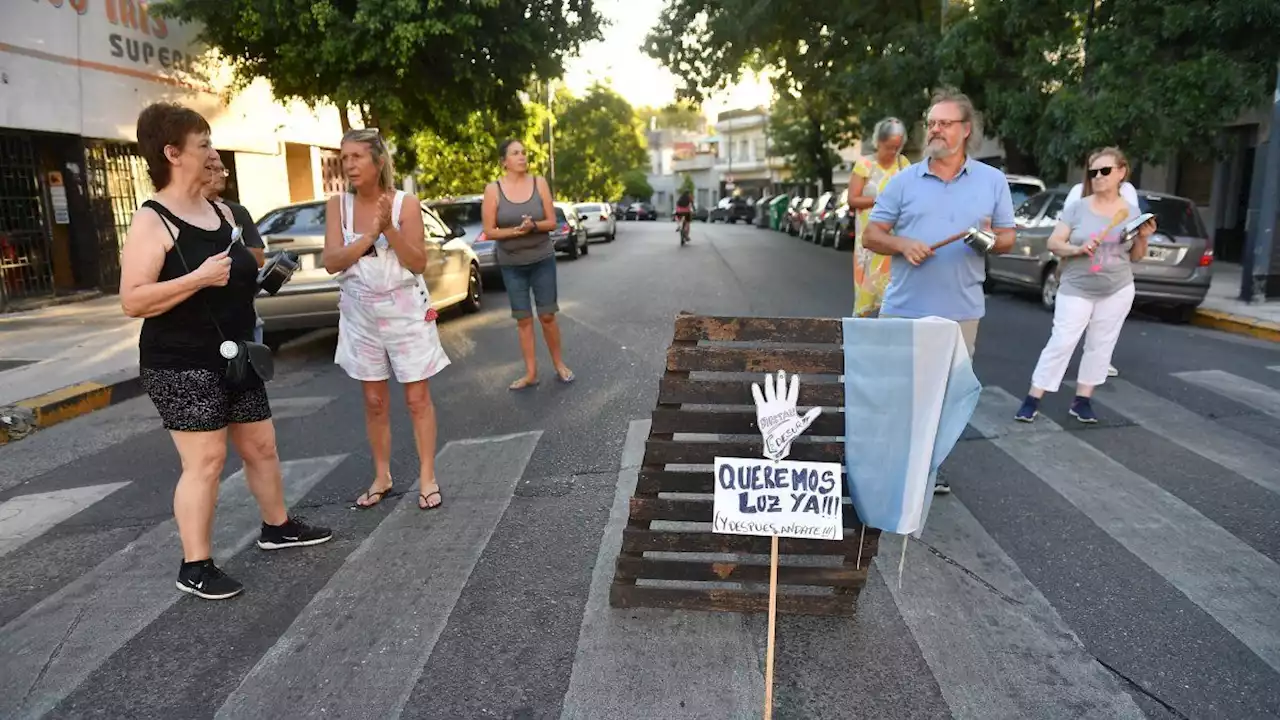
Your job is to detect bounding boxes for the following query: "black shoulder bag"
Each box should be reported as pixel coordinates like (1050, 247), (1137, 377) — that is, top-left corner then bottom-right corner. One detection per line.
(159, 215), (275, 391)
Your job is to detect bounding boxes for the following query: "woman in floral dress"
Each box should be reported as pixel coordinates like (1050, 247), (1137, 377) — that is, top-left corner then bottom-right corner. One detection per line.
(849, 118), (911, 317)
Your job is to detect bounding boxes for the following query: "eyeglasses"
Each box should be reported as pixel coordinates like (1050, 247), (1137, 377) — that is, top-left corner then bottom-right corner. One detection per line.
(1087, 166), (1115, 178)
(926, 119), (964, 130)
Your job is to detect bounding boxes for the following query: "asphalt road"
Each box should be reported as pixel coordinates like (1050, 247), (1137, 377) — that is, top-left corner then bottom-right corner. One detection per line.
(2, 218), (1279, 720)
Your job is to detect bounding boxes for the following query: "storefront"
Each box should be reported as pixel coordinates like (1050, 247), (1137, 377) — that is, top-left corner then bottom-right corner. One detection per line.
(0, 0), (345, 310)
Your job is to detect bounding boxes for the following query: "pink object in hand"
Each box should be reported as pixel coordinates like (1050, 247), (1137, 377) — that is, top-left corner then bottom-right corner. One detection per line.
(424, 308), (439, 322)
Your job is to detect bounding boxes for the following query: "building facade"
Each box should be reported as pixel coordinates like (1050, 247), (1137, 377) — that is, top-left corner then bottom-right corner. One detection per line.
(0, 0), (346, 310)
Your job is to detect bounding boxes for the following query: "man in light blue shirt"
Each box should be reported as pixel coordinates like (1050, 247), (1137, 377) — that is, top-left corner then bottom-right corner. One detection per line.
(864, 88), (1016, 358)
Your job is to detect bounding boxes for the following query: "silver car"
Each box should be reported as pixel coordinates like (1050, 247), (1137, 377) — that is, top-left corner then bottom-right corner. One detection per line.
(574, 202), (617, 242)
(253, 198), (483, 339)
(429, 196), (499, 284)
(986, 188), (1214, 321)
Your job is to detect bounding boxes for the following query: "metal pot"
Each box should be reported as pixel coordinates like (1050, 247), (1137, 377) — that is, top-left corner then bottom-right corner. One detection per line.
(257, 251), (299, 296)
(962, 226), (997, 254)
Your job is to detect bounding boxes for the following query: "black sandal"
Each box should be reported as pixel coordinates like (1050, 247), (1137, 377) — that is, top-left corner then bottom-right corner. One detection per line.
(419, 489), (443, 511)
(354, 484), (394, 509)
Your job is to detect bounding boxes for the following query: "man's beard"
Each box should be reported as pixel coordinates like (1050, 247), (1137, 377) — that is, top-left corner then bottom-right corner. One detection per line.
(925, 136), (957, 159)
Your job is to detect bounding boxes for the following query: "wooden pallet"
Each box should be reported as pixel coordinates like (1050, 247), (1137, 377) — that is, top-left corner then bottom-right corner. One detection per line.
(609, 313), (881, 617)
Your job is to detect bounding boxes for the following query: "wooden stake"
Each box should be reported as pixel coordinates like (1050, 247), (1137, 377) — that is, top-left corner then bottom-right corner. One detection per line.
(764, 534), (780, 720)
(856, 524), (865, 570)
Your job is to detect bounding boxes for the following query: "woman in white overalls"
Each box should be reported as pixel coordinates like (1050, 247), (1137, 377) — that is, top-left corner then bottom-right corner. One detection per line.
(323, 129), (451, 511)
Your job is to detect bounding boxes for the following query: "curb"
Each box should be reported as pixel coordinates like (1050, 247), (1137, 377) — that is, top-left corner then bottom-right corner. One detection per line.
(1191, 308), (1280, 343)
(0, 369), (143, 445)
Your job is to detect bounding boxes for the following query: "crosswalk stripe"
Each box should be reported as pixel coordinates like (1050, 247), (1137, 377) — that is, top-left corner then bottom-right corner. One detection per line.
(269, 396), (337, 420)
(1173, 369), (1280, 420)
(1092, 379), (1280, 497)
(879, 497), (1145, 719)
(560, 419), (767, 720)
(0, 455), (346, 720)
(214, 432), (542, 720)
(970, 387), (1280, 673)
(0, 482), (130, 559)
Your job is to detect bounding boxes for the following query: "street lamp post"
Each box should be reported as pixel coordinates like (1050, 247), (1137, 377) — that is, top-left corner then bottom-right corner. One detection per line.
(1243, 60), (1280, 302)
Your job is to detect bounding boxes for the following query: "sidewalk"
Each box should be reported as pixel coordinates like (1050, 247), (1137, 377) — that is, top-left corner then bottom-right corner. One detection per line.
(0, 296), (142, 443)
(1193, 262), (1280, 342)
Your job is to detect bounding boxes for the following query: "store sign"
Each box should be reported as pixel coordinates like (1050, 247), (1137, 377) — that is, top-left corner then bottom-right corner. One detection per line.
(27, 0), (203, 79)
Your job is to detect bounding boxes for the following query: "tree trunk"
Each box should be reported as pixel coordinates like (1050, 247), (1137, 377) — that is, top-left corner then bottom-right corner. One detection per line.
(1001, 139), (1040, 177)
(338, 104), (352, 133)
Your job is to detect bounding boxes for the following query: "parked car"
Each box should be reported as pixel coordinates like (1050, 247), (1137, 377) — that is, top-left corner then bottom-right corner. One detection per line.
(1006, 174), (1046, 208)
(819, 194), (855, 250)
(783, 196), (808, 235)
(253, 198), (482, 343)
(551, 202), (590, 259)
(573, 202), (617, 242)
(692, 204), (710, 222)
(709, 196), (754, 224)
(800, 192), (836, 243)
(986, 188), (1213, 320)
(428, 195), (499, 285)
(625, 202), (657, 221)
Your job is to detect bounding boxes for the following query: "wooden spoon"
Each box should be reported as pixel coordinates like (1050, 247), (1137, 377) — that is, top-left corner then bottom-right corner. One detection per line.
(930, 229), (972, 250)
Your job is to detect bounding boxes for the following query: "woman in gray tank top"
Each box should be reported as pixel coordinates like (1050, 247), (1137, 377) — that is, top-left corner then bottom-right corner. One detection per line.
(481, 139), (575, 390)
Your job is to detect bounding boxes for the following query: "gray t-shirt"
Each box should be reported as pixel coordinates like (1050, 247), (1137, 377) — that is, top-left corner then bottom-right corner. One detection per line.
(1057, 199), (1140, 299)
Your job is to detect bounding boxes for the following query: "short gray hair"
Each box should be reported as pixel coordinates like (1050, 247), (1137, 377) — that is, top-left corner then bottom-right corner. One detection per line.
(874, 117), (907, 145)
(928, 87), (984, 155)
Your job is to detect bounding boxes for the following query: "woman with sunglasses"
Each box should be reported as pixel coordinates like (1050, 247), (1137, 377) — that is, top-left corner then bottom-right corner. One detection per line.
(1014, 147), (1155, 424)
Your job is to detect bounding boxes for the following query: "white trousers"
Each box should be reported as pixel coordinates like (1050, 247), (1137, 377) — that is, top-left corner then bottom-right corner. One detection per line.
(1031, 283), (1135, 392)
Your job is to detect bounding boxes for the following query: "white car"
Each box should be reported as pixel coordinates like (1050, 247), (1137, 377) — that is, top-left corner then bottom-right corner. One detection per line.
(574, 202), (617, 242)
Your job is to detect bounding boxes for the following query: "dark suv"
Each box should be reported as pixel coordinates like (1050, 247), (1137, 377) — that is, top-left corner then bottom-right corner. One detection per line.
(709, 196), (754, 223)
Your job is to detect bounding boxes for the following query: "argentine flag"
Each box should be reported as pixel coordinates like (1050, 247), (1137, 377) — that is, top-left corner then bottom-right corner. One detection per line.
(841, 316), (982, 537)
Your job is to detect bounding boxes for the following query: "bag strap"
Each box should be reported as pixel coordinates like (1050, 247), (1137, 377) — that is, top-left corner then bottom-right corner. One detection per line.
(145, 200), (229, 345)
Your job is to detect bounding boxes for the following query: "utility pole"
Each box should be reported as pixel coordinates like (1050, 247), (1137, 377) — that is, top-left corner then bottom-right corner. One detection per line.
(1244, 60), (1280, 302)
(546, 80), (556, 198)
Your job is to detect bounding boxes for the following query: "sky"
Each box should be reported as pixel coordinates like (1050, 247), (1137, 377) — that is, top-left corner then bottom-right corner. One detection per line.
(561, 0), (773, 126)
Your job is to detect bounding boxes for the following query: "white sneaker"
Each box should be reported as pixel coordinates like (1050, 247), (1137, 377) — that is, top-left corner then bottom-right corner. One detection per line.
(1107, 365), (1118, 377)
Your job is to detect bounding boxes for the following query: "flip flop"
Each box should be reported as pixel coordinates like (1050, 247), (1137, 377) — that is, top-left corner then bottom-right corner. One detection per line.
(354, 484), (394, 509)
(509, 376), (540, 391)
(555, 367), (575, 384)
(419, 488), (443, 511)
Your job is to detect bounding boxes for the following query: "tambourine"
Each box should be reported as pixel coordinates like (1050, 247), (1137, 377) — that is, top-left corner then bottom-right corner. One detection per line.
(257, 251), (299, 295)
(1120, 213), (1156, 243)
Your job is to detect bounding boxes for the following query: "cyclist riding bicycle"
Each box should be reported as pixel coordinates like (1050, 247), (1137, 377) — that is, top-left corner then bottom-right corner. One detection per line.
(674, 192), (693, 242)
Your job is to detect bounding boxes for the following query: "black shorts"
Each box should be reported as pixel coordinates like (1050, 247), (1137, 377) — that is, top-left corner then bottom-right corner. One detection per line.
(140, 367), (272, 432)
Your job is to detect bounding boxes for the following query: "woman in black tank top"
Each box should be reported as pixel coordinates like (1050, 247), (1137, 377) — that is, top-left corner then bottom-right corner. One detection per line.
(118, 102), (331, 601)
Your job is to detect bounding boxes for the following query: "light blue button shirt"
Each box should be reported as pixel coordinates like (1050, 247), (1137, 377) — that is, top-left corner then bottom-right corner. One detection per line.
(869, 157), (1015, 321)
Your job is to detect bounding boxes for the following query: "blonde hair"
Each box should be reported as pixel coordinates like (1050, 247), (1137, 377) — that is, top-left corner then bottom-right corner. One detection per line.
(1082, 146), (1129, 198)
(342, 128), (396, 191)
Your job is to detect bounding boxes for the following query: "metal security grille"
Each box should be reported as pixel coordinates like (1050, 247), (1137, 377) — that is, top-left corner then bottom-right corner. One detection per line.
(320, 149), (344, 195)
(0, 132), (56, 310)
(84, 141), (150, 292)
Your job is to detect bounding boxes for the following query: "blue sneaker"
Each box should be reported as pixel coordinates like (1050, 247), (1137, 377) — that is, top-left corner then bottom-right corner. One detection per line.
(1014, 396), (1040, 423)
(1069, 396), (1098, 424)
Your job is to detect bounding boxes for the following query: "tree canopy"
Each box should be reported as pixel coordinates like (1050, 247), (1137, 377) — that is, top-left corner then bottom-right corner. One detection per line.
(646, 0), (1279, 181)
(158, 0), (604, 139)
(554, 85), (650, 202)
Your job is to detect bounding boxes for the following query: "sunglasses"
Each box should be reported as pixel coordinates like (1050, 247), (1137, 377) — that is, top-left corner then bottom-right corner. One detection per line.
(1087, 166), (1116, 178)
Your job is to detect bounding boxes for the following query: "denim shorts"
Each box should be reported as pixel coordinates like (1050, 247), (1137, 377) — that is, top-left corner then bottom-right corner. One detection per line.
(500, 255), (559, 319)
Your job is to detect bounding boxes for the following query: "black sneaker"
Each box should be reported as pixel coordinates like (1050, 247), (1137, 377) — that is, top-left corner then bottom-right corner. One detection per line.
(176, 560), (244, 600)
(933, 480), (952, 495)
(1069, 396), (1099, 424)
(1014, 396), (1040, 423)
(257, 515), (333, 551)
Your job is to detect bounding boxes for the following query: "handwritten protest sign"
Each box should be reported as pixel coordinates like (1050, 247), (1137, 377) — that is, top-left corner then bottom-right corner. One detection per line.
(713, 457), (844, 541)
(712, 370), (842, 720)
